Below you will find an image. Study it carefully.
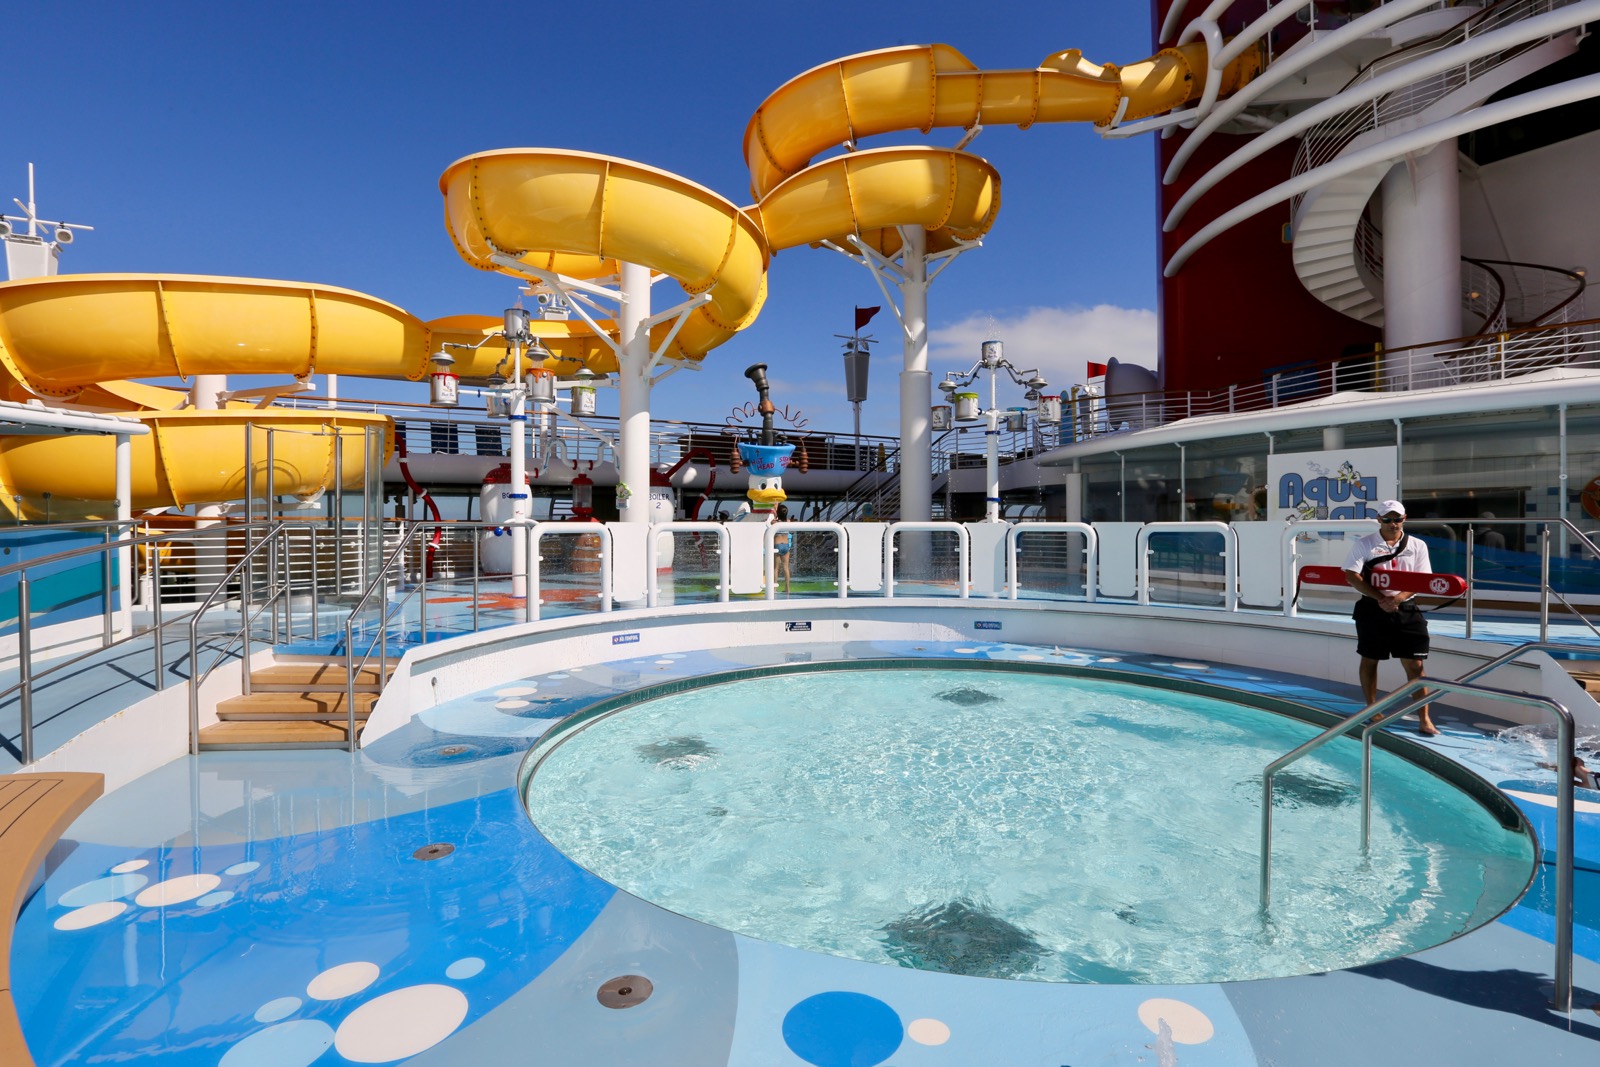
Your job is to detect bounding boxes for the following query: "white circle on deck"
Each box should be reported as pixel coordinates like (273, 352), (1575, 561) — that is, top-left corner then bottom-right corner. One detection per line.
(220, 1019), (334, 1067)
(1137, 998), (1215, 1044)
(445, 957), (485, 980)
(1169, 662), (1210, 671)
(255, 996), (302, 1023)
(110, 859), (148, 874)
(54, 901), (127, 930)
(306, 961), (381, 1001)
(495, 699), (530, 710)
(953, 648), (979, 654)
(907, 1018), (951, 1045)
(495, 685), (537, 697)
(224, 861), (261, 876)
(59, 873), (147, 908)
(135, 874), (222, 908)
(654, 659), (675, 665)
(333, 984), (470, 1062)
(547, 673), (570, 679)
(1504, 788), (1600, 815)
(1016, 653), (1043, 660)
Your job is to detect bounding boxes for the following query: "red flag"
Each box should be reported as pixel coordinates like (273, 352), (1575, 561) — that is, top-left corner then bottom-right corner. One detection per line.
(854, 306), (881, 331)
(1086, 361), (1109, 378)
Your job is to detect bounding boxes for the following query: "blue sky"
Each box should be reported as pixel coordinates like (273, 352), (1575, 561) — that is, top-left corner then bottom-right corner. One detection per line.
(3, 1), (1162, 437)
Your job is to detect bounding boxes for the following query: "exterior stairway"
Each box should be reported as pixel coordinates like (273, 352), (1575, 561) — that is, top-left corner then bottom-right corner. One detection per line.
(200, 661), (388, 749)
(1291, 10), (1580, 323)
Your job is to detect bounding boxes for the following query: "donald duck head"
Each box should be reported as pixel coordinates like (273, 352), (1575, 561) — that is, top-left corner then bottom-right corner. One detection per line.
(739, 442), (794, 512)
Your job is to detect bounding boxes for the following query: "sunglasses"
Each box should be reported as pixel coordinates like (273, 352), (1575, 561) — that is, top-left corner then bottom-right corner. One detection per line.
(1380, 515), (1405, 524)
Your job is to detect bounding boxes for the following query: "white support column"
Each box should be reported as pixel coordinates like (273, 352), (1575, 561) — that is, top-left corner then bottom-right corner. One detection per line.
(1381, 143), (1461, 387)
(509, 344), (528, 598)
(191, 375), (227, 411)
(900, 228), (933, 525)
(616, 261), (653, 523)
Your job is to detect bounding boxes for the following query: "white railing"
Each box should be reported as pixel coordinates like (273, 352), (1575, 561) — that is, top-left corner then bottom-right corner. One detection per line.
(1292, 0), (1576, 202)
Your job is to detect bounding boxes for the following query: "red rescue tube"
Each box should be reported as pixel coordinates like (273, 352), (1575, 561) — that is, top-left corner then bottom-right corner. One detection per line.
(1299, 565), (1467, 597)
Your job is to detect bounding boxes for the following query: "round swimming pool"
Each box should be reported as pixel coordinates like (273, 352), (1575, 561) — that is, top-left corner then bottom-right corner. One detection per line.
(520, 664), (1535, 984)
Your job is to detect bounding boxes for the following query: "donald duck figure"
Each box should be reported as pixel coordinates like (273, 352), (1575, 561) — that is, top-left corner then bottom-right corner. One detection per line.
(737, 363), (794, 521)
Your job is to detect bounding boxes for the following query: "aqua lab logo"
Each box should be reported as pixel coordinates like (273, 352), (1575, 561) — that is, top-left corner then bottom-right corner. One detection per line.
(1277, 460), (1379, 520)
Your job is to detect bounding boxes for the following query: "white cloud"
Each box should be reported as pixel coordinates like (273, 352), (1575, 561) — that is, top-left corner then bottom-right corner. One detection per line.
(929, 305), (1156, 389)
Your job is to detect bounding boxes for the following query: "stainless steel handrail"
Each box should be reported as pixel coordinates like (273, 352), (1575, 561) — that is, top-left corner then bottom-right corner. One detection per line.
(186, 522), (290, 755)
(1262, 647), (1578, 1011)
(4, 521), (286, 764)
(344, 520), (438, 752)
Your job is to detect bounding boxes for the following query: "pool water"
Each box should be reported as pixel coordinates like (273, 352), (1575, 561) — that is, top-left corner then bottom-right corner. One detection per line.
(522, 667), (1535, 984)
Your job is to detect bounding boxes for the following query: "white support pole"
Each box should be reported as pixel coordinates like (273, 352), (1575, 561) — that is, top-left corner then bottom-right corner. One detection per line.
(191, 375), (227, 411)
(509, 335), (529, 598)
(1381, 142), (1461, 386)
(115, 434), (132, 634)
(900, 227), (932, 525)
(985, 408), (1002, 523)
(617, 261), (653, 523)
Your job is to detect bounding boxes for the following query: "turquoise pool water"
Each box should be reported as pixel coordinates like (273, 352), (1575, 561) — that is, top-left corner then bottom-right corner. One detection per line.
(522, 667), (1535, 984)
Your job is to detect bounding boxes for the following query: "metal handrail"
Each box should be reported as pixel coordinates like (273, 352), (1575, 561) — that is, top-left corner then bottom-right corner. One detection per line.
(1136, 521), (1238, 609)
(884, 522), (970, 598)
(344, 520), (437, 752)
(1262, 655), (1577, 1011)
(1005, 522), (1098, 602)
(4, 521), (288, 764)
(186, 522), (289, 755)
(764, 521), (848, 601)
(644, 522), (730, 608)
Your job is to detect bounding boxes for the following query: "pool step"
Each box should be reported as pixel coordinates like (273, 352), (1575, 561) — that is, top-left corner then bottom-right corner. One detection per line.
(198, 719), (366, 747)
(247, 663), (390, 693)
(200, 658), (388, 751)
(214, 692), (378, 720)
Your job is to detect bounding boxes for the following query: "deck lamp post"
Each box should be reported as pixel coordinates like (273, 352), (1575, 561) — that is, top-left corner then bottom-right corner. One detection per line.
(938, 339), (1055, 522)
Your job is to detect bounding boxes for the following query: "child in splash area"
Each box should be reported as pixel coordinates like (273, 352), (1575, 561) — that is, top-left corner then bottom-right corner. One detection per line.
(1539, 754), (1600, 790)
(773, 503), (792, 594)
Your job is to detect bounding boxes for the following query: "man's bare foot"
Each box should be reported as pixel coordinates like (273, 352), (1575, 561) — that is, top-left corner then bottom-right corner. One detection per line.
(1418, 714), (1440, 737)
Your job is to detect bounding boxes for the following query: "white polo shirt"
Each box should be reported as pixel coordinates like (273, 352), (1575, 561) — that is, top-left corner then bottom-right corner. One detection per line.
(1342, 531), (1432, 578)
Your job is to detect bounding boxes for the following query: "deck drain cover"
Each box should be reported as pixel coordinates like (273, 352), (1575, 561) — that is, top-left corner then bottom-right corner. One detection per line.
(413, 842), (455, 861)
(597, 975), (652, 1008)
(438, 745), (468, 757)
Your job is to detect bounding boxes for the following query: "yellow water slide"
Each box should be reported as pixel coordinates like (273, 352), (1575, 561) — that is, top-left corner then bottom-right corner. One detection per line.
(440, 149), (769, 363)
(746, 41), (1260, 251)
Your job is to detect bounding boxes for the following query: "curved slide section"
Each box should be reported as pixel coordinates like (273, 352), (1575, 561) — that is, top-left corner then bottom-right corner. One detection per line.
(0, 274), (438, 515)
(752, 146), (1000, 254)
(743, 42), (1261, 200)
(439, 149), (769, 363)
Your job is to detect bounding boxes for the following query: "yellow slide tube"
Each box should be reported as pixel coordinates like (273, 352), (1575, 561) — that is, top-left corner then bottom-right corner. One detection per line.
(0, 409), (391, 518)
(744, 42), (1260, 199)
(0, 274), (438, 515)
(440, 149), (769, 362)
(751, 146), (1000, 254)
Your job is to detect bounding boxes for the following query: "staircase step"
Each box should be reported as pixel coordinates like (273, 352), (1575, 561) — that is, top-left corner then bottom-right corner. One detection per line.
(199, 719), (365, 747)
(250, 663), (389, 692)
(216, 692), (378, 720)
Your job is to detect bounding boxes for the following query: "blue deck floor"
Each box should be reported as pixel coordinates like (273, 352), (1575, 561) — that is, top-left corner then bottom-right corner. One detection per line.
(9, 630), (1600, 1065)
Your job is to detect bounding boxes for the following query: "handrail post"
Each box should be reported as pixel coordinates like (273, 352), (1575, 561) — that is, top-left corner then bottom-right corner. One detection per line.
(309, 522), (320, 642)
(1540, 525), (1551, 642)
(101, 527), (114, 646)
(18, 578), (33, 765)
(472, 528), (481, 632)
(152, 544), (164, 685)
(1464, 527), (1475, 638)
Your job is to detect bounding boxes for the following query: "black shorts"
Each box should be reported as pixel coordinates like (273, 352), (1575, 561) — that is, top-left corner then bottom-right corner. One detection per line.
(1353, 596), (1430, 661)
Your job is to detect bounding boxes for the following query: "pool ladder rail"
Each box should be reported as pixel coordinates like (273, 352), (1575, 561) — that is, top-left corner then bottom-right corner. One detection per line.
(1259, 641), (1583, 1013)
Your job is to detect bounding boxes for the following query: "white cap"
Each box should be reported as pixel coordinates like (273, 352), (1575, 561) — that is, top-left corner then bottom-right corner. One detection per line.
(1377, 499), (1406, 518)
